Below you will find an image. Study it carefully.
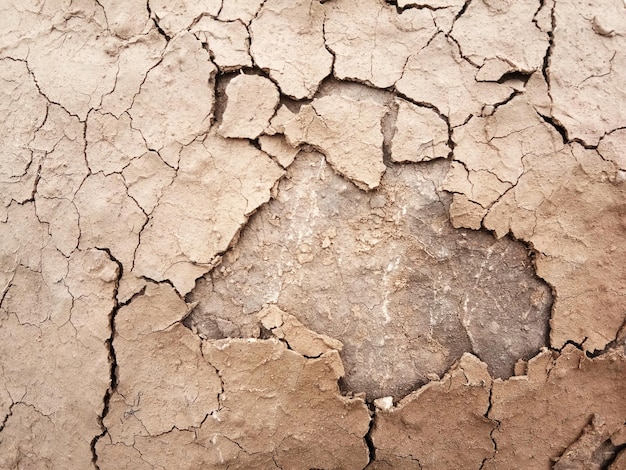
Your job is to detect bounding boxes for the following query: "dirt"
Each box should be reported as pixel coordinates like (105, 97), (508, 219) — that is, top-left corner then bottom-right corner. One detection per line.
(0, 0), (625, 469)
(187, 148), (552, 399)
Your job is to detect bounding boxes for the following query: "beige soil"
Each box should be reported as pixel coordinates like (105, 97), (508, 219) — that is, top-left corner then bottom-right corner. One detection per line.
(1, 0), (625, 469)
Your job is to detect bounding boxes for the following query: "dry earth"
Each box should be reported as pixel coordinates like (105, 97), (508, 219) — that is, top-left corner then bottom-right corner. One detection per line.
(0, 0), (625, 469)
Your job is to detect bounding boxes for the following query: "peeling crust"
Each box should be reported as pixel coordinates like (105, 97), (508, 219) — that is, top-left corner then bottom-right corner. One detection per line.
(0, 0), (624, 468)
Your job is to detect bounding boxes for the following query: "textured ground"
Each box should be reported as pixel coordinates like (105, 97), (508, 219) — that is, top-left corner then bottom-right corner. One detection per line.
(0, 0), (625, 469)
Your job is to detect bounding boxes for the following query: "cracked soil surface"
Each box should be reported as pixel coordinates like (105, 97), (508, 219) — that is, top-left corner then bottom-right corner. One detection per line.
(1, 0), (625, 468)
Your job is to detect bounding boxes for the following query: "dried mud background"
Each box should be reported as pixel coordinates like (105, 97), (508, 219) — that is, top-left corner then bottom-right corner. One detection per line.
(1, 0), (625, 469)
